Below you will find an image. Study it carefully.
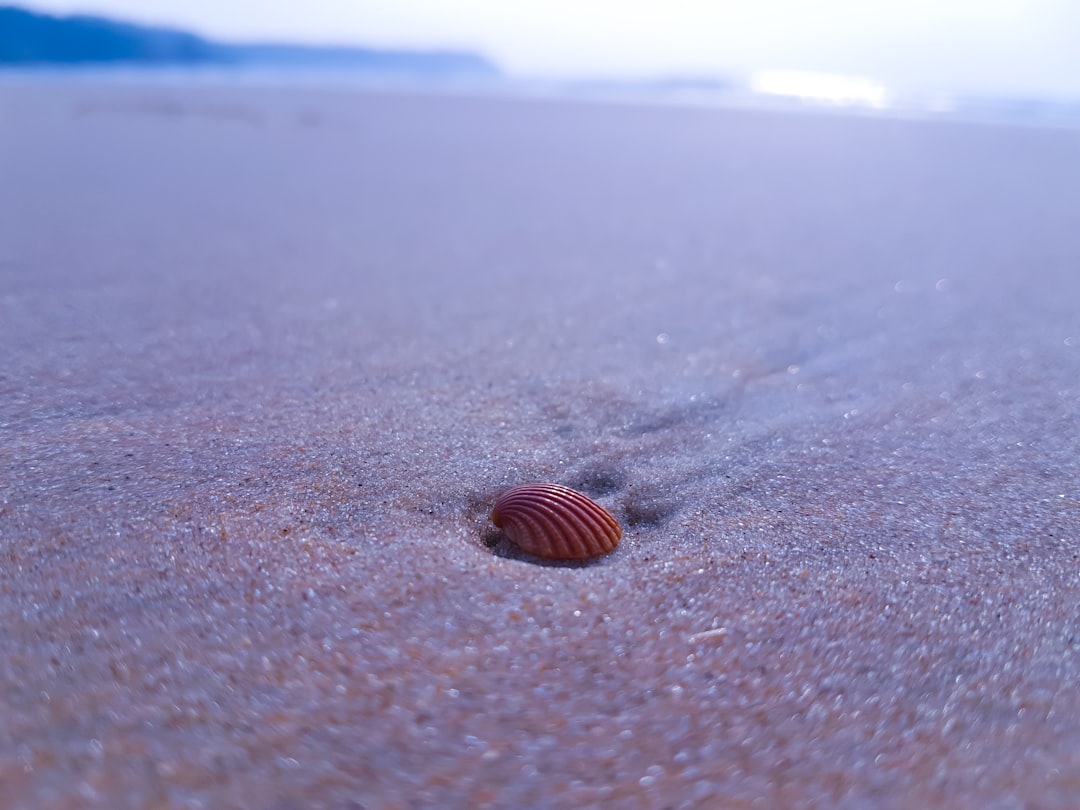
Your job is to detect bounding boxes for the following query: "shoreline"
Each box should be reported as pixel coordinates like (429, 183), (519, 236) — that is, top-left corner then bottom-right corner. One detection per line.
(3, 66), (1079, 133)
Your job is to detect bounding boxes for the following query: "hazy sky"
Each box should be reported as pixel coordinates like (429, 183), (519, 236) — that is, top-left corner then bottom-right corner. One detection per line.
(23, 0), (1080, 97)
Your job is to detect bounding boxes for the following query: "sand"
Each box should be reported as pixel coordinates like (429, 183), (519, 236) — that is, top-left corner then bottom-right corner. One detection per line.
(1, 80), (1079, 809)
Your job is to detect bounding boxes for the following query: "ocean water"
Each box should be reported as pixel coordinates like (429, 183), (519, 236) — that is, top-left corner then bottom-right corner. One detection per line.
(4, 63), (1079, 131)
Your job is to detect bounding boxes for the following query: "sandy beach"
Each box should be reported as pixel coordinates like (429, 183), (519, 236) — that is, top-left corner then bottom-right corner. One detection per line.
(1, 81), (1079, 808)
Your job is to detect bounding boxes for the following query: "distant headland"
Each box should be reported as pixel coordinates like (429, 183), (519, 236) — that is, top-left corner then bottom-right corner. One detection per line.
(0, 5), (500, 76)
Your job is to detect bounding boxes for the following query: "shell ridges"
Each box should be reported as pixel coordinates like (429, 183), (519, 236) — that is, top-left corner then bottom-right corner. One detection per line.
(490, 483), (622, 560)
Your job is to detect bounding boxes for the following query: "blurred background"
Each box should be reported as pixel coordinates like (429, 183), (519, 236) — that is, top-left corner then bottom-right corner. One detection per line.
(4, 0), (1080, 124)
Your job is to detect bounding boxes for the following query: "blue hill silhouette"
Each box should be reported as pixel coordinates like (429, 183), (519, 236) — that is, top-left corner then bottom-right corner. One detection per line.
(0, 5), (499, 75)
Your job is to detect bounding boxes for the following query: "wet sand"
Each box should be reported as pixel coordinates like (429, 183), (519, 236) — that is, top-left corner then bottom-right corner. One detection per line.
(1, 82), (1079, 809)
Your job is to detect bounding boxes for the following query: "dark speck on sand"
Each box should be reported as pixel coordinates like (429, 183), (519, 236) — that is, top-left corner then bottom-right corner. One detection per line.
(1, 81), (1079, 809)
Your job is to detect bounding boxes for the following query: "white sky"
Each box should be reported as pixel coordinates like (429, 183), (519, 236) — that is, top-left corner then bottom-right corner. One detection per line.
(22, 0), (1080, 97)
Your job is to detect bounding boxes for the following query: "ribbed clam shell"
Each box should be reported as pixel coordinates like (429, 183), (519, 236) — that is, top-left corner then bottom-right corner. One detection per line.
(490, 483), (622, 560)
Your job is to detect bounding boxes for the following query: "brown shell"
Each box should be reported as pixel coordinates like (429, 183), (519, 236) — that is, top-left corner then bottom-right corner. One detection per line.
(490, 483), (622, 560)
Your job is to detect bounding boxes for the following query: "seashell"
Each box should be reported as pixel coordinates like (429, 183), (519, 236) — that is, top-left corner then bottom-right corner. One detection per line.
(490, 483), (622, 560)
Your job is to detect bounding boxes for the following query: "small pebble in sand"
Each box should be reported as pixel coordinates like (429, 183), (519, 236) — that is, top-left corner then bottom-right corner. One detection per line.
(490, 483), (622, 560)
(687, 627), (728, 644)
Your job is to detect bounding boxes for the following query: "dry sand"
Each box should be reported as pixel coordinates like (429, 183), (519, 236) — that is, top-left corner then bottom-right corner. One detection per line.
(1, 81), (1079, 809)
